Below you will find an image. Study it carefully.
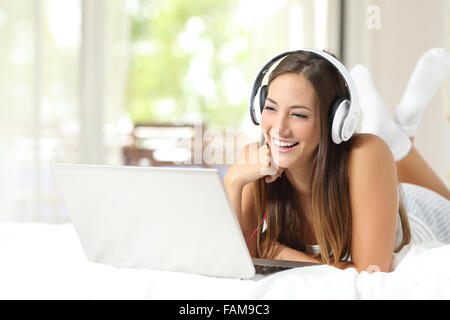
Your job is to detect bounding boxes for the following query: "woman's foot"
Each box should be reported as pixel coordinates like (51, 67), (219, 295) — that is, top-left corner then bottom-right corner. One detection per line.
(394, 48), (450, 137)
(351, 64), (412, 161)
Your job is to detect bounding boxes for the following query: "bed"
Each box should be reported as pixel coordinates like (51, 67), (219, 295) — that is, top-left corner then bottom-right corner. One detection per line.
(0, 222), (449, 300)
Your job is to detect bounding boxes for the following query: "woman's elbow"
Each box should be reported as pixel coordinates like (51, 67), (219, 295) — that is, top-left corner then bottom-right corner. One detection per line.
(336, 261), (391, 273)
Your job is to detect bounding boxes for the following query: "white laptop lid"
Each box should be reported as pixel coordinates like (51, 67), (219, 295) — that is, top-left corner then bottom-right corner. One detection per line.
(50, 163), (255, 279)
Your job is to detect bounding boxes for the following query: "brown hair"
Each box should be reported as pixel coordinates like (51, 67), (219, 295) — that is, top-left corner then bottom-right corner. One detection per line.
(252, 51), (411, 265)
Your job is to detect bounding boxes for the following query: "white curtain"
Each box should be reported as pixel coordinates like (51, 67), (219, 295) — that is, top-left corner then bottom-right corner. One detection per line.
(0, 0), (129, 222)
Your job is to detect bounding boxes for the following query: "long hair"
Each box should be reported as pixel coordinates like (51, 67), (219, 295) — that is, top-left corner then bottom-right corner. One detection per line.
(252, 51), (411, 265)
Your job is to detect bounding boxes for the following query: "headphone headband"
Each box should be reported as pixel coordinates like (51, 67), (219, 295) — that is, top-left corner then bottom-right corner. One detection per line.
(249, 49), (360, 144)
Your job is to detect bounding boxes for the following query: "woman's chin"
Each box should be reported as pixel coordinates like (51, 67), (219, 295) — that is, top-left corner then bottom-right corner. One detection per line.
(272, 158), (291, 169)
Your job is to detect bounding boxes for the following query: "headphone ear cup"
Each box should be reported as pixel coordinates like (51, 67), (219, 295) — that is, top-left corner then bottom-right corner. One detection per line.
(259, 85), (268, 114)
(251, 87), (262, 124)
(252, 85), (268, 125)
(329, 98), (350, 144)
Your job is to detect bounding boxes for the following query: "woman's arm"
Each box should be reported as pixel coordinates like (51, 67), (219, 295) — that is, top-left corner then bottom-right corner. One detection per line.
(346, 134), (400, 273)
(224, 169), (245, 226)
(225, 166), (258, 257)
(264, 241), (322, 264)
(225, 142), (285, 258)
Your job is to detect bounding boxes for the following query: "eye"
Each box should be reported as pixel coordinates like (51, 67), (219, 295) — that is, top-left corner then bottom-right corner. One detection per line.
(292, 113), (307, 119)
(263, 106), (275, 111)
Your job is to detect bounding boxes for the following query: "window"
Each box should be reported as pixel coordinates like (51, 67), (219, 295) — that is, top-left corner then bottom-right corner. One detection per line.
(125, 0), (341, 129)
(126, 0), (249, 128)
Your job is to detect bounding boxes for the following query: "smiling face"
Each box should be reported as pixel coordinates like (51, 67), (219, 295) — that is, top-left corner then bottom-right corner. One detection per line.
(260, 72), (321, 169)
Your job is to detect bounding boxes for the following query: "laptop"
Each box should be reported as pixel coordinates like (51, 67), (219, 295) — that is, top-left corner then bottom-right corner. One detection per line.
(50, 163), (319, 279)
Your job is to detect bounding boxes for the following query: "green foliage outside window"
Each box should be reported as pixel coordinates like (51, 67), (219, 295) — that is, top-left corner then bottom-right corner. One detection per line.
(126, 0), (250, 129)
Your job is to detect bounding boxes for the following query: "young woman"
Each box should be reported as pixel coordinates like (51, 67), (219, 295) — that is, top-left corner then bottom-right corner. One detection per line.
(224, 49), (450, 273)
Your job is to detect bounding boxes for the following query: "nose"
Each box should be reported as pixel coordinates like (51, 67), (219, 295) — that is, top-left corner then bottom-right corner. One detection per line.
(273, 113), (291, 137)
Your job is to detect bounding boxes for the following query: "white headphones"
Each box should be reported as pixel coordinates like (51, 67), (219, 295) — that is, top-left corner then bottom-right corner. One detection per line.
(249, 49), (360, 144)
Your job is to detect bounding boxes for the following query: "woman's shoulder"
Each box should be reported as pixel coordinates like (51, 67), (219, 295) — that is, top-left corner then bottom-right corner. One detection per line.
(349, 133), (393, 158)
(348, 133), (396, 174)
(350, 132), (386, 149)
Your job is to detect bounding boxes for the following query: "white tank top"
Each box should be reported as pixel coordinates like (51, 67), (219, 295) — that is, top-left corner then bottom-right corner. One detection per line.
(304, 213), (404, 256)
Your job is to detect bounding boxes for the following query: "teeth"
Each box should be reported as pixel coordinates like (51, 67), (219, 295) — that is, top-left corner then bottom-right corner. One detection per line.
(273, 138), (298, 148)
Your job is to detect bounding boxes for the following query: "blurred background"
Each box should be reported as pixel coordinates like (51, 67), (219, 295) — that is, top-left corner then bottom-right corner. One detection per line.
(0, 0), (449, 223)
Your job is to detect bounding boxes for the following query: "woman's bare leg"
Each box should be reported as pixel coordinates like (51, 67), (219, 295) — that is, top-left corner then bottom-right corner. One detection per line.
(396, 138), (450, 200)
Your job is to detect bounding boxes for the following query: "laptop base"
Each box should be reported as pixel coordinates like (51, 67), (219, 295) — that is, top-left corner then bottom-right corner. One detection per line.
(252, 258), (319, 275)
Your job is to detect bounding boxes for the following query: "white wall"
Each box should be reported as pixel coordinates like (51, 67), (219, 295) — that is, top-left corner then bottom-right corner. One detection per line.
(344, 0), (450, 187)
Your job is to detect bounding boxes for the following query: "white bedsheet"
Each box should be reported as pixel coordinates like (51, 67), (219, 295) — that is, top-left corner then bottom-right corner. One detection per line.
(0, 222), (449, 299)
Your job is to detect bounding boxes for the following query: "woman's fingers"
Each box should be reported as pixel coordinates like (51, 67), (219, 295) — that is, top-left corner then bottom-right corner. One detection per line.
(258, 143), (285, 183)
(259, 145), (275, 173)
(265, 144), (284, 183)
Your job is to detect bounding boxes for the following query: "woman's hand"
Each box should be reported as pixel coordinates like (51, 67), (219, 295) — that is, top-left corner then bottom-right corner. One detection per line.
(226, 142), (284, 187)
(260, 143), (284, 184)
(265, 241), (321, 264)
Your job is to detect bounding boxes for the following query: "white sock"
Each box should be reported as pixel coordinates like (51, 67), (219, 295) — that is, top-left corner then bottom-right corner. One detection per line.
(351, 64), (412, 161)
(394, 48), (450, 137)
